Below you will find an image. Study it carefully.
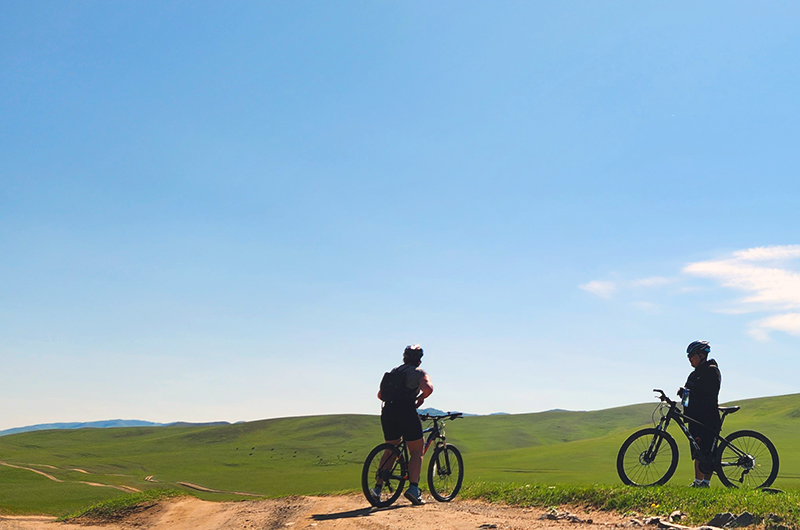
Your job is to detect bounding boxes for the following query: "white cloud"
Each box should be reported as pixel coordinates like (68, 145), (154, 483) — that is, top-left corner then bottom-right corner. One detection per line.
(684, 245), (800, 340)
(580, 244), (800, 340)
(579, 280), (616, 299)
(630, 276), (673, 287)
(683, 247), (800, 311)
(732, 245), (800, 262)
(746, 327), (771, 342)
(750, 313), (800, 341)
(580, 276), (672, 299)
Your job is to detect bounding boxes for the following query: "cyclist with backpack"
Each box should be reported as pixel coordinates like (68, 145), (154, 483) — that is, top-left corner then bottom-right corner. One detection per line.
(677, 340), (721, 488)
(375, 344), (434, 505)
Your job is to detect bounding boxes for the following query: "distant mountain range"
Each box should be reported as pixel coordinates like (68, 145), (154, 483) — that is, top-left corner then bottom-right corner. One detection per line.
(1, 409), (523, 437)
(417, 407), (484, 416)
(0, 419), (231, 437)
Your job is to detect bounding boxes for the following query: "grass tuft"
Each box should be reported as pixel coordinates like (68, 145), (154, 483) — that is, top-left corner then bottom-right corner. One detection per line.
(461, 482), (800, 528)
(58, 488), (185, 522)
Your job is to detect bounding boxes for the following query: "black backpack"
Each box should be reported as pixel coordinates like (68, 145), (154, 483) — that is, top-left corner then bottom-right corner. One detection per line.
(380, 366), (415, 403)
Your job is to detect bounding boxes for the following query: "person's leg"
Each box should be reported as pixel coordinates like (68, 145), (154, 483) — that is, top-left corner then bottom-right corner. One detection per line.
(399, 406), (425, 505)
(376, 407), (402, 490)
(689, 432), (704, 486)
(690, 428), (713, 486)
(694, 459), (705, 481)
(406, 438), (424, 484)
(403, 437), (425, 505)
(695, 454), (712, 481)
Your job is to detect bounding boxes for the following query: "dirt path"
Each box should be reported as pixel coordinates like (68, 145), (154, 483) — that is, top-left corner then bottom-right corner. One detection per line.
(0, 462), (62, 482)
(0, 493), (638, 530)
(0, 462), (140, 494)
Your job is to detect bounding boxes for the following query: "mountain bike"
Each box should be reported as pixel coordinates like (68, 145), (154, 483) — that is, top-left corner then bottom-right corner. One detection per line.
(617, 389), (779, 488)
(362, 412), (464, 507)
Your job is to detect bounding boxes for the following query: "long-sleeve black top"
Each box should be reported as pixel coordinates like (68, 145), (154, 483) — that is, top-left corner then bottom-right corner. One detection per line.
(684, 358), (721, 429)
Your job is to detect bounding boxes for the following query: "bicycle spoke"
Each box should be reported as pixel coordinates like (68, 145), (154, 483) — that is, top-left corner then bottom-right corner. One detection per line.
(618, 429), (678, 486)
(718, 432), (778, 488)
(619, 396), (779, 490)
(428, 445), (464, 501)
(363, 443), (407, 507)
(432, 452), (456, 494)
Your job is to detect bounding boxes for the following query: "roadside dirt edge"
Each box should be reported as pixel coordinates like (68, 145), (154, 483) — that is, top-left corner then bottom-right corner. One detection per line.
(0, 494), (686, 530)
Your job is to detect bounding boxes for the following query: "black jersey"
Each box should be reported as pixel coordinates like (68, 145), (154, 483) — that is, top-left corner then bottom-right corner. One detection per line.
(684, 358), (721, 430)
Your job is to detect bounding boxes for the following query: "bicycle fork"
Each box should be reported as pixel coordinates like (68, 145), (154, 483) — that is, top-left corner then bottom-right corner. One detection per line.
(642, 420), (670, 464)
(643, 437), (662, 464)
(432, 443), (452, 477)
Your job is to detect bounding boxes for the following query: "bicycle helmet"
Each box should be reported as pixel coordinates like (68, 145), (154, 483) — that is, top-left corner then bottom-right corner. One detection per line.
(403, 344), (424, 366)
(687, 340), (711, 358)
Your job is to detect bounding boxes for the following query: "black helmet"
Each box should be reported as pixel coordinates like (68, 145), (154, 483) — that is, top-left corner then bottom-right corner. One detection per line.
(403, 344), (423, 365)
(687, 340), (711, 358)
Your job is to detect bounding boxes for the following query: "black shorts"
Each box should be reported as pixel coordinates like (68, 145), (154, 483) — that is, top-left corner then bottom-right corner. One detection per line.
(381, 401), (423, 442)
(688, 415), (719, 462)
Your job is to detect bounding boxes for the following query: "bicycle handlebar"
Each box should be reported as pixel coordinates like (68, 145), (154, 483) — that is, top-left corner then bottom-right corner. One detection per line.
(419, 412), (463, 421)
(653, 389), (676, 405)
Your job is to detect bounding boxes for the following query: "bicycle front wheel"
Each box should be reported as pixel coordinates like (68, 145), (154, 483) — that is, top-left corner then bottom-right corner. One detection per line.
(617, 428), (679, 486)
(427, 444), (464, 502)
(362, 443), (407, 507)
(715, 430), (779, 489)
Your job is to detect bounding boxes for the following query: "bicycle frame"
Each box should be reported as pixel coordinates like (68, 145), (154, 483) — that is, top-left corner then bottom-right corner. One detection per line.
(653, 396), (710, 457)
(617, 388), (781, 489)
(649, 389), (750, 471)
(364, 412), (465, 506)
(395, 414), (454, 473)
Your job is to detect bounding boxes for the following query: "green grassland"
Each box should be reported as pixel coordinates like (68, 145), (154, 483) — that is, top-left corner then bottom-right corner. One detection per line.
(2, 393), (800, 516)
(461, 483), (800, 528)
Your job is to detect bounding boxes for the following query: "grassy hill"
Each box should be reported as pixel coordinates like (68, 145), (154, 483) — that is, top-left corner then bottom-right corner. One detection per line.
(2, 393), (799, 516)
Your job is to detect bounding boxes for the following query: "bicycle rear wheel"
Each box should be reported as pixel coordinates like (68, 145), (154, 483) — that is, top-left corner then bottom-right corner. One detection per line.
(715, 430), (779, 489)
(362, 443), (407, 507)
(427, 444), (464, 502)
(617, 428), (679, 486)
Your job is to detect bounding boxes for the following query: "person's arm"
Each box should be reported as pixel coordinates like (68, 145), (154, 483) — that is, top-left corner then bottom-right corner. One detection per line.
(678, 372), (693, 398)
(415, 374), (433, 408)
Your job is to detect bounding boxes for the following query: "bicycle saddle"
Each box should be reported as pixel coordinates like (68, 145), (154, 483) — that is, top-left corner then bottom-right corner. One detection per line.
(719, 406), (740, 414)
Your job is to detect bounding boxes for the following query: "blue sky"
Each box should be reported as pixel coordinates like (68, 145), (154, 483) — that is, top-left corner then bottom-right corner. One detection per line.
(2, 2), (800, 430)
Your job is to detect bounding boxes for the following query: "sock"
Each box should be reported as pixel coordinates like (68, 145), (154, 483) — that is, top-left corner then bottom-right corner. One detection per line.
(409, 482), (419, 493)
(693, 479), (703, 485)
(701, 479), (710, 485)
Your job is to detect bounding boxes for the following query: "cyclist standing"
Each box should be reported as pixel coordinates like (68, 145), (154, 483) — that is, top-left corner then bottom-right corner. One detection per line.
(375, 344), (434, 505)
(677, 340), (721, 488)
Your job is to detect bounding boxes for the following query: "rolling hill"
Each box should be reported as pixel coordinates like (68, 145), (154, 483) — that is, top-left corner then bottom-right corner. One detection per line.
(1, 393), (799, 516)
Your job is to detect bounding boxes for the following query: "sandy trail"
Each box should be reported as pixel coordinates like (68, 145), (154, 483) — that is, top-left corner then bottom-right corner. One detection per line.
(177, 481), (262, 497)
(0, 493), (634, 530)
(0, 462), (139, 493)
(0, 462), (62, 482)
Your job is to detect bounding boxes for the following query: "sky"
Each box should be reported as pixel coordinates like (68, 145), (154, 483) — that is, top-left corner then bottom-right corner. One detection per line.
(2, 2), (800, 431)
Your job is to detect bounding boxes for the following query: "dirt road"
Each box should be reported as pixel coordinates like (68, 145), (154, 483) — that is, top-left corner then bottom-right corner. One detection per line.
(0, 493), (633, 530)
